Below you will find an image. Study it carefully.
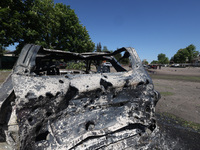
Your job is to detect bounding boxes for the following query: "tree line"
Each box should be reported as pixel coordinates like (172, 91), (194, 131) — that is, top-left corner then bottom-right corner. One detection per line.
(150, 44), (199, 64)
(0, 0), (95, 54)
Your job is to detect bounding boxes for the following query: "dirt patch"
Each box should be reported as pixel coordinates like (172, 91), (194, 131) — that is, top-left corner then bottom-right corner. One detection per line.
(154, 79), (200, 124)
(0, 71), (11, 84)
(150, 67), (200, 124)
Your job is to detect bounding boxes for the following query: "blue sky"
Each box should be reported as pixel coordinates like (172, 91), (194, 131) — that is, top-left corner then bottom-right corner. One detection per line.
(9, 0), (200, 63)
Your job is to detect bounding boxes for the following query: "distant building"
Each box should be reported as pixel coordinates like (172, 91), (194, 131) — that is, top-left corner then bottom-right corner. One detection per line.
(192, 55), (200, 67)
(4, 51), (16, 57)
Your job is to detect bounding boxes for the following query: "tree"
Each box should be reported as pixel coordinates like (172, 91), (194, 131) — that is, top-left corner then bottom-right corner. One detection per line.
(170, 56), (174, 63)
(114, 52), (129, 65)
(172, 44), (199, 63)
(150, 60), (158, 64)
(0, 44), (6, 56)
(96, 42), (102, 52)
(50, 3), (94, 52)
(185, 44), (198, 62)
(0, 0), (95, 53)
(173, 48), (189, 63)
(114, 53), (121, 61)
(0, 0), (24, 47)
(157, 53), (169, 64)
(142, 59), (148, 65)
(102, 46), (109, 52)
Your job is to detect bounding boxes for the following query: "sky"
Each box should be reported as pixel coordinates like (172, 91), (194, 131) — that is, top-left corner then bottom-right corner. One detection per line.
(9, 0), (200, 63)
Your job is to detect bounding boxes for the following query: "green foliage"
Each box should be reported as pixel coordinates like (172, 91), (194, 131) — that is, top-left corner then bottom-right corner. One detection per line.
(114, 53), (130, 65)
(0, 0), (24, 46)
(173, 44), (199, 63)
(102, 46), (109, 52)
(50, 3), (95, 53)
(185, 44), (198, 62)
(120, 58), (129, 65)
(150, 60), (158, 64)
(0, 45), (6, 56)
(157, 53), (169, 64)
(96, 42), (102, 52)
(170, 56), (174, 63)
(173, 49), (189, 63)
(95, 43), (111, 53)
(66, 61), (85, 70)
(142, 59), (148, 65)
(0, 0), (95, 53)
(114, 53), (121, 61)
(23, 0), (55, 49)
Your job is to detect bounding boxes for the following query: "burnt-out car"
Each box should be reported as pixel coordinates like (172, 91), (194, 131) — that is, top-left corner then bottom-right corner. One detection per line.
(0, 44), (160, 149)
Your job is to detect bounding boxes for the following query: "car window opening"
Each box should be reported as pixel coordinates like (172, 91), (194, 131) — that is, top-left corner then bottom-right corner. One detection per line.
(33, 48), (132, 76)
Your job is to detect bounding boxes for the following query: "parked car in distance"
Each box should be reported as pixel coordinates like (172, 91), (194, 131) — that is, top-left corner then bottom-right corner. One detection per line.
(103, 62), (112, 67)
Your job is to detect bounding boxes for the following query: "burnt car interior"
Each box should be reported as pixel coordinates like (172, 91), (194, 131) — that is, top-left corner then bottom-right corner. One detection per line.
(24, 46), (131, 76)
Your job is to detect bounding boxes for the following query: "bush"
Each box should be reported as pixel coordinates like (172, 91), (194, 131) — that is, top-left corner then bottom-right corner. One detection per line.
(66, 61), (85, 70)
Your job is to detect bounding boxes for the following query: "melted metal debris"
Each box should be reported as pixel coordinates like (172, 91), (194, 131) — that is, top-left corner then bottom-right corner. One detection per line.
(0, 44), (172, 149)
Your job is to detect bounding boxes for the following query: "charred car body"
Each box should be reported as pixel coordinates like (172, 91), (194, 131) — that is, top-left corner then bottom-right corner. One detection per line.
(0, 44), (160, 149)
